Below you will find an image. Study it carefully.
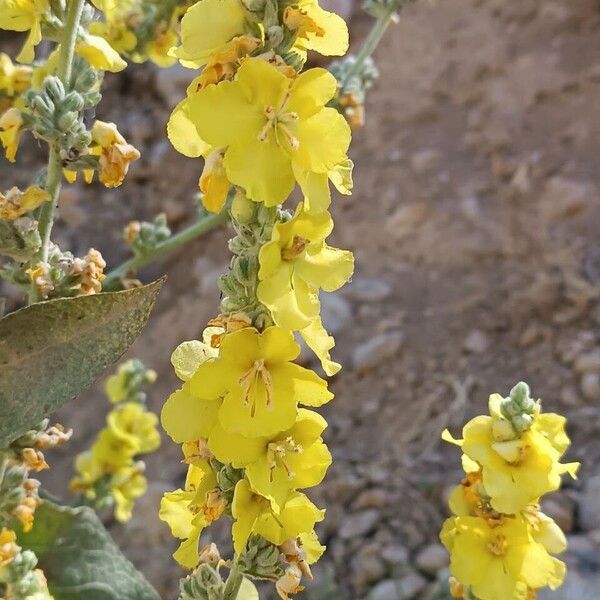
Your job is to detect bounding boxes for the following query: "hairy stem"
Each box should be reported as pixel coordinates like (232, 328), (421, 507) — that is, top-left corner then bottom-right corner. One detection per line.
(222, 557), (244, 600)
(30, 0), (86, 304)
(342, 3), (399, 89)
(103, 209), (230, 290)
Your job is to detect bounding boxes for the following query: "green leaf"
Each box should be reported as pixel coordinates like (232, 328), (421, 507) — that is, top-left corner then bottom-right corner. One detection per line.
(0, 279), (164, 446)
(17, 501), (160, 600)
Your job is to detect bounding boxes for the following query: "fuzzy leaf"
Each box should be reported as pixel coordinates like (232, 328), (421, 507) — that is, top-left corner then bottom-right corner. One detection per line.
(17, 501), (160, 600)
(0, 279), (163, 446)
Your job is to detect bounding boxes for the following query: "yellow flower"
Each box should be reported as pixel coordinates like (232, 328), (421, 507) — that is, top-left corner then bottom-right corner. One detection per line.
(174, 0), (250, 68)
(232, 479), (324, 554)
(76, 34), (128, 72)
(159, 461), (221, 568)
(162, 327), (333, 440)
(298, 316), (341, 377)
(191, 35), (261, 90)
(199, 149), (230, 213)
(111, 462), (148, 522)
(0, 107), (24, 162)
(441, 515), (565, 599)
(284, 0), (349, 57)
(0, 185), (49, 221)
(107, 402), (161, 454)
(176, 59), (351, 207)
(0, 528), (20, 568)
(443, 400), (579, 514)
(90, 120), (141, 188)
(145, 26), (179, 68)
(171, 338), (219, 382)
(208, 409), (331, 510)
(89, 21), (138, 56)
(0, 0), (49, 63)
(69, 450), (103, 495)
(257, 202), (354, 331)
(92, 428), (139, 470)
(0, 53), (32, 96)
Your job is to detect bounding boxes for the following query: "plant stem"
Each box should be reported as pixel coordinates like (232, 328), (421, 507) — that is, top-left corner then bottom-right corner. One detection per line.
(222, 557), (243, 600)
(29, 0), (86, 304)
(342, 3), (399, 90)
(103, 209), (230, 290)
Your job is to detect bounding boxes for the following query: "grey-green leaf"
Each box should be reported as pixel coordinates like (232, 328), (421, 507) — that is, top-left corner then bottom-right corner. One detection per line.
(17, 501), (160, 600)
(0, 278), (163, 446)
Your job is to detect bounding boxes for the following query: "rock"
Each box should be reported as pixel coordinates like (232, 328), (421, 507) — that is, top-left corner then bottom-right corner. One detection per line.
(410, 149), (442, 174)
(574, 350), (600, 374)
(415, 543), (449, 575)
(381, 544), (409, 566)
(386, 202), (431, 238)
(540, 176), (591, 222)
(320, 293), (353, 334)
(352, 331), (404, 372)
(325, 473), (364, 504)
(463, 329), (490, 354)
(339, 509), (380, 540)
(352, 553), (386, 588)
(353, 488), (388, 510)
(397, 572), (428, 599)
(368, 579), (399, 600)
(581, 372), (600, 402)
(579, 475), (600, 531)
(370, 573), (428, 600)
(540, 496), (575, 534)
(345, 278), (392, 303)
(154, 63), (193, 107)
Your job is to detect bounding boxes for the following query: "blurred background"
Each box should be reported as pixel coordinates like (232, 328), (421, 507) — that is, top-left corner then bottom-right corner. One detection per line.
(1, 0), (600, 598)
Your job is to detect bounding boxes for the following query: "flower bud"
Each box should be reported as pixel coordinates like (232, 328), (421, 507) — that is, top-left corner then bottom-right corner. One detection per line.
(491, 418), (516, 442)
(230, 190), (255, 224)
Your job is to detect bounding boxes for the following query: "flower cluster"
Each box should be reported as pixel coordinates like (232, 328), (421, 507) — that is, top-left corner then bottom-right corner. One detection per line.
(159, 0), (356, 597)
(70, 359), (160, 522)
(440, 382), (580, 600)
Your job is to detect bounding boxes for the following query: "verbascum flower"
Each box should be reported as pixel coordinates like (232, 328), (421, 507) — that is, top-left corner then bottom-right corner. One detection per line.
(160, 461), (222, 568)
(283, 0), (349, 57)
(0, 0), (50, 63)
(76, 35), (128, 72)
(257, 202), (354, 330)
(69, 248), (107, 295)
(107, 402), (161, 453)
(191, 35), (262, 90)
(206, 408), (332, 510)
(199, 149), (230, 213)
(443, 394), (579, 514)
(145, 26), (179, 68)
(111, 462), (147, 522)
(0, 528), (20, 567)
(441, 515), (565, 600)
(0, 107), (25, 162)
(89, 21), (138, 56)
(174, 59), (350, 208)
(173, 0), (251, 67)
(92, 428), (139, 469)
(161, 326), (333, 439)
(90, 120), (141, 188)
(0, 53), (33, 97)
(0, 186), (49, 221)
(231, 479), (324, 554)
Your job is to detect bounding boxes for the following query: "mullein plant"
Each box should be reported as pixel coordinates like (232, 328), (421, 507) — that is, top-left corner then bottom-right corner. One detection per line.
(441, 382), (580, 600)
(157, 1), (357, 597)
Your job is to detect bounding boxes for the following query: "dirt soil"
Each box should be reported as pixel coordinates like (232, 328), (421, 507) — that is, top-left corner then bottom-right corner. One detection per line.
(2, 0), (600, 598)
